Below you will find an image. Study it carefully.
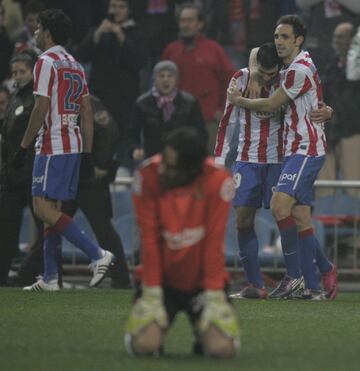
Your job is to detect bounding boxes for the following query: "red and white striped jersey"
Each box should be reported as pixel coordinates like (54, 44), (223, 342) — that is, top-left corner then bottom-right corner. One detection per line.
(215, 68), (283, 164)
(33, 45), (89, 155)
(280, 50), (327, 157)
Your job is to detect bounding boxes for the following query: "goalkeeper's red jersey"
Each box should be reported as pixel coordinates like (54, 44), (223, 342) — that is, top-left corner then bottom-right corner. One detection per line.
(132, 155), (234, 293)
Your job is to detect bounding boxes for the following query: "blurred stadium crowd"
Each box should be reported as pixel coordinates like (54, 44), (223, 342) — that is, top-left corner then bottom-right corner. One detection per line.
(0, 0), (360, 288)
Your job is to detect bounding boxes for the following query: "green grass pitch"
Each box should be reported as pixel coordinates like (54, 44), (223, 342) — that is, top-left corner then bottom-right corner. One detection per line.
(1, 289), (360, 371)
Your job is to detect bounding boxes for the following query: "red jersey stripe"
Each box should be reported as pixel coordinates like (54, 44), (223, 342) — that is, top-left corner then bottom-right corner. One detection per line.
(74, 127), (81, 152)
(241, 109), (251, 161)
(47, 67), (55, 97)
(258, 118), (269, 162)
(46, 52), (60, 61)
(296, 75), (312, 98)
(61, 125), (71, 153)
(290, 101), (301, 153)
(284, 70), (295, 90)
(214, 103), (234, 156)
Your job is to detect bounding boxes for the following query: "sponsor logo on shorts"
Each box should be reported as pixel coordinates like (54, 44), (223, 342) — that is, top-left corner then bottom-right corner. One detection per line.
(33, 176), (44, 184)
(279, 172), (297, 182)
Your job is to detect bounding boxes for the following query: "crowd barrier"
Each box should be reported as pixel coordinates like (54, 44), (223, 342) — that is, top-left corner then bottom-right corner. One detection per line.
(18, 178), (360, 275)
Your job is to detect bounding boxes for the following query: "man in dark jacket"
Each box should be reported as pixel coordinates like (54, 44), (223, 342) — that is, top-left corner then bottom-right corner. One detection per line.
(76, 0), (145, 167)
(317, 22), (360, 197)
(0, 50), (42, 285)
(128, 60), (207, 162)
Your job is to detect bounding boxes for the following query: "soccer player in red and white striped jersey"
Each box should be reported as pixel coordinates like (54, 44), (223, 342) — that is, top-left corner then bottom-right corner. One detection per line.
(13, 9), (114, 291)
(227, 15), (337, 300)
(215, 43), (283, 299)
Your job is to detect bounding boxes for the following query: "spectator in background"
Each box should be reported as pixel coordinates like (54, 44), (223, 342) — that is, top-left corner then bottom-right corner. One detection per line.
(13, 0), (45, 53)
(131, 0), (178, 61)
(128, 60), (207, 162)
(0, 3), (14, 83)
(162, 2), (235, 154)
(13, 0), (107, 45)
(0, 50), (42, 286)
(317, 21), (360, 198)
(0, 86), (11, 130)
(347, 23), (360, 80)
(296, 0), (360, 77)
(76, 0), (145, 170)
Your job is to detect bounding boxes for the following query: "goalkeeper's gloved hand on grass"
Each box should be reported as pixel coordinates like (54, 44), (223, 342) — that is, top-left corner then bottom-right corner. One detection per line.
(126, 285), (168, 336)
(198, 290), (240, 340)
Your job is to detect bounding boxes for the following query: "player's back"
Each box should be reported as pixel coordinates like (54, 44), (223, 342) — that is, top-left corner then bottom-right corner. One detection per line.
(280, 50), (326, 157)
(34, 45), (89, 155)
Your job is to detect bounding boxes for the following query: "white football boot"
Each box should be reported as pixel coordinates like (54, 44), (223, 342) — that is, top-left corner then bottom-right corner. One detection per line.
(89, 250), (114, 287)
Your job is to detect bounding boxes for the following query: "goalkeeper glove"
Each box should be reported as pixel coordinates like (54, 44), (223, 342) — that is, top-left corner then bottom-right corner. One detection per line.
(198, 290), (240, 340)
(126, 285), (168, 336)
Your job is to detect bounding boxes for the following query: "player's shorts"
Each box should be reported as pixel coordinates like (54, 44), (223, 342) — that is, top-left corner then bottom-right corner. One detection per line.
(232, 161), (282, 209)
(135, 286), (230, 329)
(275, 154), (325, 205)
(32, 153), (81, 200)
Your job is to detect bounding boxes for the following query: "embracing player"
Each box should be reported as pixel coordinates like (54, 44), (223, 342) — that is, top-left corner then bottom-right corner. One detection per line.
(227, 15), (337, 300)
(215, 43), (284, 299)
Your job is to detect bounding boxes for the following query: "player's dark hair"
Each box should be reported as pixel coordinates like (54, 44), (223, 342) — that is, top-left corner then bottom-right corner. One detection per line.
(38, 9), (72, 46)
(163, 127), (208, 176)
(257, 43), (282, 69)
(11, 49), (38, 69)
(24, 0), (45, 16)
(177, 2), (204, 22)
(276, 14), (307, 46)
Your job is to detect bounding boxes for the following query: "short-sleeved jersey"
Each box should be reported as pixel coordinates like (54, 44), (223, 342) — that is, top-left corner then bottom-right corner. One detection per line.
(215, 69), (283, 165)
(280, 50), (327, 157)
(132, 156), (233, 293)
(33, 45), (89, 155)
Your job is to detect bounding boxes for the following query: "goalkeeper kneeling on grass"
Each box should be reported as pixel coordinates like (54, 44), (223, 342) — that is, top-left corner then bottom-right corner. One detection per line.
(124, 127), (240, 358)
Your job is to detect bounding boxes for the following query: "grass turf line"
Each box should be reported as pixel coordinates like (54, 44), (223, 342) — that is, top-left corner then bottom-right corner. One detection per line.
(0, 289), (359, 371)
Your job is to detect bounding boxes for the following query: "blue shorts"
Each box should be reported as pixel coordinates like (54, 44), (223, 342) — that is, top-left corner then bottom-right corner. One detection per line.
(275, 155), (325, 205)
(232, 161), (282, 209)
(32, 153), (81, 200)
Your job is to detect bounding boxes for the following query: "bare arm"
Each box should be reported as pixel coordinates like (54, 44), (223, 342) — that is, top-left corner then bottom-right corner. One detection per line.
(245, 47), (261, 98)
(20, 95), (49, 149)
(228, 78), (290, 112)
(80, 95), (94, 153)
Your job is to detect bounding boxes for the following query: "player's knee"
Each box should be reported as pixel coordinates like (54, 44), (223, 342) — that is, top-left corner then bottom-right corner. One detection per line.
(130, 323), (163, 356)
(32, 197), (44, 220)
(235, 209), (255, 229)
(270, 197), (292, 221)
(202, 325), (237, 358)
(236, 215), (254, 229)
